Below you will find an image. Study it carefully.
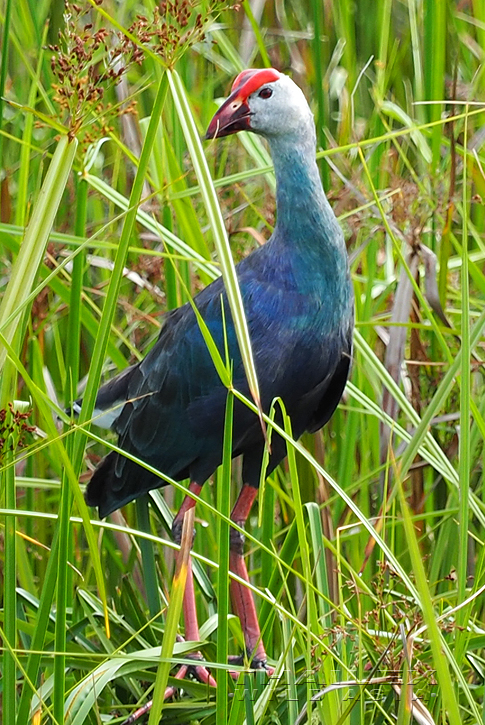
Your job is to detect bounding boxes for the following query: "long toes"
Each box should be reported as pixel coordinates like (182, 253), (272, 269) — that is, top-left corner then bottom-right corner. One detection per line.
(260, 662), (275, 676)
(228, 653), (275, 680)
(188, 662), (217, 687)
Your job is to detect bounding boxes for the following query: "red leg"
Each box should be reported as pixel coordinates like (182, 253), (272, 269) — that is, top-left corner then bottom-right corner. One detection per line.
(229, 484), (270, 668)
(171, 482), (217, 687)
(121, 484), (216, 723)
(121, 483), (271, 724)
(172, 483), (203, 644)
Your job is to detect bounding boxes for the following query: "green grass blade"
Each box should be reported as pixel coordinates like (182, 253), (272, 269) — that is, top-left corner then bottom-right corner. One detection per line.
(216, 391), (234, 721)
(0, 0), (13, 166)
(241, 2), (271, 67)
(167, 68), (263, 421)
(72, 79), (169, 463)
(147, 507), (195, 725)
(136, 495), (162, 617)
(2, 449), (17, 725)
(0, 134), (78, 367)
(398, 485), (462, 724)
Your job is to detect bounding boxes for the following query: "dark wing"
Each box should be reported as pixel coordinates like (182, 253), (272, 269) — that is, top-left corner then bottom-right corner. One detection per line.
(306, 350), (351, 433)
(85, 239), (353, 517)
(85, 279), (240, 517)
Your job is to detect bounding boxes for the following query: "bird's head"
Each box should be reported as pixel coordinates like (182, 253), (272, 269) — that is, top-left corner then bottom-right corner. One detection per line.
(205, 69), (313, 141)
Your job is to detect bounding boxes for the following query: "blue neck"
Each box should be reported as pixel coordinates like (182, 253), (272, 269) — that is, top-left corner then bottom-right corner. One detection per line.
(267, 131), (344, 260)
(262, 128), (351, 325)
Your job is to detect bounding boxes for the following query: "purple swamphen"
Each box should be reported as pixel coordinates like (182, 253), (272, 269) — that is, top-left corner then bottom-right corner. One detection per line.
(75, 68), (354, 684)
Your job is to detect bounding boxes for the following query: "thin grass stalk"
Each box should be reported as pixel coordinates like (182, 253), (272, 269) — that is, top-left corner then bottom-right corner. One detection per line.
(457, 107), (471, 632)
(259, 476), (275, 651)
(241, 1), (271, 67)
(65, 173), (87, 407)
(216, 391), (233, 721)
(336, 397), (359, 512)
(305, 502), (332, 623)
(16, 526), (61, 724)
(282, 616), (298, 725)
(310, 0), (329, 188)
(169, 91), (193, 296)
(408, 0), (425, 117)
(72, 72), (168, 467)
(243, 672), (256, 725)
(5, 29), (56, 119)
(136, 495), (162, 617)
(167, 68), (264, 423)
(0, 131), (76, 722)
(396, 654), (412, 725)
(335, 0), (356, 96)
(0, 0), (12, 167)
(283, 408), (339, 724)
(2, 449), (17, 725)
(147, 507), (195, 725)
(162, 207), (179, 309)
(398, 485), (462, 724)
(423, 0), (446, 171)
(228, 674), (245, 724)
(53, 460), (73, 723)
(60, 173), (87, 649)
(0, 134), (78, 365)
(368, 0), (392, 186)
(15, 26), (46, 229)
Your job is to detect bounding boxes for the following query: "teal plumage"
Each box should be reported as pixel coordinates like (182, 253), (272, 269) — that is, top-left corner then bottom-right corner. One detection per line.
(81, 69), (354, 519)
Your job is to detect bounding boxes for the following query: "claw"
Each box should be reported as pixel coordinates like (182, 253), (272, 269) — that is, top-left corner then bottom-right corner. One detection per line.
(227, 651), (275, 681)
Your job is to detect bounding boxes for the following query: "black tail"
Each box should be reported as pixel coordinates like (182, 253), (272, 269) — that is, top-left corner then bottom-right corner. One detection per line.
(85, 452), (119, 519)
(85, 449), (167, 519)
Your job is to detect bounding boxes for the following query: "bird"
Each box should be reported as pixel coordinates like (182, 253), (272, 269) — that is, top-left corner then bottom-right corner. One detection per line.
(76, 68), (354, 679)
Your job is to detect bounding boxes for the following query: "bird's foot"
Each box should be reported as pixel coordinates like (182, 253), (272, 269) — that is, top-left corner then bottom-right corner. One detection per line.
(185, 652), (218, 687)
(228, 652), (275, 679)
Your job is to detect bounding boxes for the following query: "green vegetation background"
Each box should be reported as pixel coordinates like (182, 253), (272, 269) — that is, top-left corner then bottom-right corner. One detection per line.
(1, 1), (485, 723)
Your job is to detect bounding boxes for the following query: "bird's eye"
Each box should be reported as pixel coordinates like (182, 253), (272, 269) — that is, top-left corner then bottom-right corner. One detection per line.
(258, 87), (273, 99)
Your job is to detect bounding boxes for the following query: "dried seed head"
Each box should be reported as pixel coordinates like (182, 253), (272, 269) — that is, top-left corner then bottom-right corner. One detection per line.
(119, 0), (231, 66)
(49, 0), (233, 145)
(0, 404), (35, 462)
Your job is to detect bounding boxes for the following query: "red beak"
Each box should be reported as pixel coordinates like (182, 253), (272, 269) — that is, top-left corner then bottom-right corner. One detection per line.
(205, 92), (252, 140)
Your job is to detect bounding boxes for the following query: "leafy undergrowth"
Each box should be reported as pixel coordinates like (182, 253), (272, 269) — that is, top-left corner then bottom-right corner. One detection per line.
(1, 1), (485, 724)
